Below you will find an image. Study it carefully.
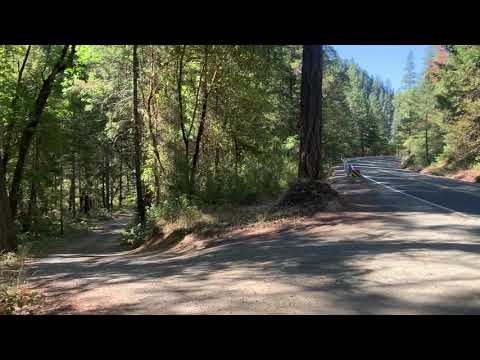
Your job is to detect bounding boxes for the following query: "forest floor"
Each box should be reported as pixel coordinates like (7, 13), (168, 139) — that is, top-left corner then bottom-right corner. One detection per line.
(409, 159), (480, 183)
(421, 167), (480, 183)
(21, 212), (133, 314)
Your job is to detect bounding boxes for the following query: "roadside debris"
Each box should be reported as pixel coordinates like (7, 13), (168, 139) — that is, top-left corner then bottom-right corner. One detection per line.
(277, 180), (339, 209)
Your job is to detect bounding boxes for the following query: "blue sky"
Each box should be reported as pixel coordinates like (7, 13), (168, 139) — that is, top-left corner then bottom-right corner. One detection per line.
(332, 45), (432, 92)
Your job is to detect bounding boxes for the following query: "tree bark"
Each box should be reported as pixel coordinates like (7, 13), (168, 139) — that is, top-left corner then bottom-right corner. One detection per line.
(145, 75), (165, 205)
(69, 152), (76, 217)
(0, 165), (16, 251)
(176, 45), (189, 164)
(190, 90), (208, 193)
(133, 45), (146, 224)
(190, 46), (218, 193)
(298, 45), (323, 180)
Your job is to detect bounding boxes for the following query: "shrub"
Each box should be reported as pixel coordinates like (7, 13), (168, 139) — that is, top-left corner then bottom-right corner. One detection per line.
(0, 286), (39, 315)
(120, 222), (155, 248)
(121, 195), (203, 248)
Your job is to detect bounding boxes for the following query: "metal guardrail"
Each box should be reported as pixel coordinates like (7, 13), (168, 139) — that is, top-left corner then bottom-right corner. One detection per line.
(341, 156), (400, 178)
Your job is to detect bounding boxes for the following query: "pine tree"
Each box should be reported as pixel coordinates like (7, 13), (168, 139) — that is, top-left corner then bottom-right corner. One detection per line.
(401, 51), (416, 89)
(298, 45), (323, 180)
(0, 44), (398, 252)
(132, 45), (146, 225)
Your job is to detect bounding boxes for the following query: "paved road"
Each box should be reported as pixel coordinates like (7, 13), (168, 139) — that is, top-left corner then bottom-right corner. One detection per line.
(346, 156), (480, 218)
(27, 157), (480, 314)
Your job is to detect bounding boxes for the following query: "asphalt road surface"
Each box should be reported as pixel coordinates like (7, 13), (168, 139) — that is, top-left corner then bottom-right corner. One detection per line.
(346, 156), (480, 218)
(27, 156), (480, 314)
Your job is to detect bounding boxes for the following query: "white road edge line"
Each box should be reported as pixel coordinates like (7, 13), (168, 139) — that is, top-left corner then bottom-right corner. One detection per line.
(362, 174), (471, 219)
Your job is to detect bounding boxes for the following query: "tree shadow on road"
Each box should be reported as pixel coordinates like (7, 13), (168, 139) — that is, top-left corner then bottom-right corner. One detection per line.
(24, 173), (480, 314)
(26, 206), (480, 314)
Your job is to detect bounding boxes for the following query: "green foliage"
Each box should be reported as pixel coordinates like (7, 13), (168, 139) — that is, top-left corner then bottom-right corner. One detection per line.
(326, 58), (394, 162)
(393, 45), (480, 172)
(155, 195), (202, 222)
(0, 45), (396, 253)
(121, 195), (201, 247)
(121, 222), (154, 248)
(401, 51), (417, 89)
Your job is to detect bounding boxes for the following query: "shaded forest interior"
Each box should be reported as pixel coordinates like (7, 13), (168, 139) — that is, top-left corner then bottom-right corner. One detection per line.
(8, 44), (463, 253)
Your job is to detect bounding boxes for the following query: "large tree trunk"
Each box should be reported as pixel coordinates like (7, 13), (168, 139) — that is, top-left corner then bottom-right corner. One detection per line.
(298, 45), (323, 180)
(0, 165), (16, 252)
(176, 45), (189, 164)
(190, 46), (218, 194)
(145, 79), (165, 206)
(190, 86), (209, 193)
(133, 45), (146, 224)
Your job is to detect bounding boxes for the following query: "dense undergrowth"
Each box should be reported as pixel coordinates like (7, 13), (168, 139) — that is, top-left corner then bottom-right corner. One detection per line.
(393, 46), (480, 181)
(402, 153), (480, 183)
(121, 178), (342, 252)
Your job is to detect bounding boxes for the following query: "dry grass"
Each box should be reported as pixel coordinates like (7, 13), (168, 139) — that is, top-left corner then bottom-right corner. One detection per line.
(0, 247), (41, 315)
(421, 160), (480, 183)
(134, 197), (343, 255)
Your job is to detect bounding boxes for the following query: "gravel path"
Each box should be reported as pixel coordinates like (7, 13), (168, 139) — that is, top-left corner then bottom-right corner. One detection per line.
(26, 164), (480, 314)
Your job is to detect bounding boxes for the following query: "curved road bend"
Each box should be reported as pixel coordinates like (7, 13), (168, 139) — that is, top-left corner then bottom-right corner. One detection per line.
(347, 156), (480, 218)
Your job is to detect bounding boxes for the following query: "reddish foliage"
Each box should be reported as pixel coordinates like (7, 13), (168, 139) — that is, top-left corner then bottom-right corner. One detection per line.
(428, 45), (449, 82)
